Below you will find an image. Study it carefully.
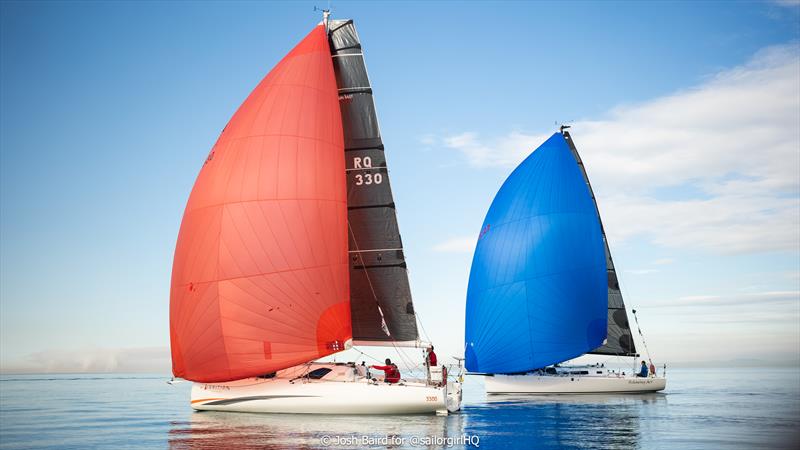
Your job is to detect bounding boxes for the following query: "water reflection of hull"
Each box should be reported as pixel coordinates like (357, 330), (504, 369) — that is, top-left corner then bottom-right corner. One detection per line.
(483, 392), (667, 406)
(485, 374), (667, 394)
(461, 391), (665, 449)
(169, 405), (465, 449)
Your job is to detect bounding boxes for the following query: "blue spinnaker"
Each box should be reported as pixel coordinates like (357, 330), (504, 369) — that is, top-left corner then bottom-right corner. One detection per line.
(465, 132), (607, 374)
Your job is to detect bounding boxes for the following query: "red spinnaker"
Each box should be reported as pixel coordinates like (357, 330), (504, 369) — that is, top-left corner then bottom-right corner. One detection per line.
(170, 26), (351, 383)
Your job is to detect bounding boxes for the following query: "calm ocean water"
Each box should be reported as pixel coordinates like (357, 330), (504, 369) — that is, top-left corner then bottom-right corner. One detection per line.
(1, 368), (798, 449)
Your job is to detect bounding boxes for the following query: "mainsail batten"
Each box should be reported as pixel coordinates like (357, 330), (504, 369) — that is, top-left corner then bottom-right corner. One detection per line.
(562, 131), (637, 357)
(328, 19), (419, 344)
(170, 25), (352, 383)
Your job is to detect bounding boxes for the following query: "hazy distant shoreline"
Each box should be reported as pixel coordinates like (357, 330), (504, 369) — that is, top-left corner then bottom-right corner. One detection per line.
(3, 362), (799, 376)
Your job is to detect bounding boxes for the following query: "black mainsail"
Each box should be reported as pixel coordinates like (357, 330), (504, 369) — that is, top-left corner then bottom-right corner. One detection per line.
(562, 130), (637, 357)
(328, 19), (419, 345)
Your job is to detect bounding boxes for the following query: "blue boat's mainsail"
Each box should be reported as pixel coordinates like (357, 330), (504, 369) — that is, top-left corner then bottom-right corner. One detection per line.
(465, 132), (607, 374)
(562, 131), (638, 357)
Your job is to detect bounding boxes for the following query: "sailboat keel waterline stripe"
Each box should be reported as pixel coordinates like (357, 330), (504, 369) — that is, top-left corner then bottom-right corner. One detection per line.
(198, 395), (322, 406)
(190, 397), (226, 404)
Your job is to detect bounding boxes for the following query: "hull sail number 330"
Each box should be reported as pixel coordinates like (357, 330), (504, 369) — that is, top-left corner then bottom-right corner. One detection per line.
(353, 156), (383, 186)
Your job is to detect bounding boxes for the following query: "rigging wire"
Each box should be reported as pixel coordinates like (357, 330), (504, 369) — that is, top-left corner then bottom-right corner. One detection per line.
(631, 309), (653, 363)
(414, 304), (433, 344)
(402, 258), (432, 344)
(613, 257), (654, 365)
(612, 259), (648, 376)
(397, 252), (434, 374)
(347, 222), (391, 337)
(347, 222), (418, 372)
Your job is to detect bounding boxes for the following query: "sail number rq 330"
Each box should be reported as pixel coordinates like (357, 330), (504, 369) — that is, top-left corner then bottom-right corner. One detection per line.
(353, 156), (383, 186)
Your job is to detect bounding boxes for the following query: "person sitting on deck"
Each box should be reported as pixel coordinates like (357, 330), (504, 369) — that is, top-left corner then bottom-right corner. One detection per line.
(371, 358), (401, 384)
(426, 346), (438, 367)
(649, 361), (657, 377)
(637, 360), (649, 378)
(356, 361), (367, 378)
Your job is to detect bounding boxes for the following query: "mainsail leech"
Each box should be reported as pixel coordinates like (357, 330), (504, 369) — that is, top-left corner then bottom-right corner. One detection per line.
(562, 131), (637, 357)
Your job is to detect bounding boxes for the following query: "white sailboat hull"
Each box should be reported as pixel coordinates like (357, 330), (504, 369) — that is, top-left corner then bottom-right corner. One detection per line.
(485, 373), (666, 394)
(191, 363), (462, 415)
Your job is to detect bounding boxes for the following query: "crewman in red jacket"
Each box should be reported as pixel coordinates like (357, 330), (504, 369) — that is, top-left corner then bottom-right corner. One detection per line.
(427, 346), (438, 367)
(371, 358), (401, 384)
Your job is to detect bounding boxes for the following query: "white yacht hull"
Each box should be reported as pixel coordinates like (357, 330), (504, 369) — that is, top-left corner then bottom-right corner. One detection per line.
(191, 363), (462, 415)
(485, 373), (666, 394)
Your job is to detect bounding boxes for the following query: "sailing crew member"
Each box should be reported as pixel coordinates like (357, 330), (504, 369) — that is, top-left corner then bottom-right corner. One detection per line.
(356, 361), (367, 378)
(371, 358), (401, 384)
(649, 361), (657, 377)
(637, 360), (649, 378)
(426, 346), (438, 367)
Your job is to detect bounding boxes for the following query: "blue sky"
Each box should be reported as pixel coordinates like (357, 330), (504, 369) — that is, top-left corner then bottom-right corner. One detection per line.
(1, 1), (798, 373)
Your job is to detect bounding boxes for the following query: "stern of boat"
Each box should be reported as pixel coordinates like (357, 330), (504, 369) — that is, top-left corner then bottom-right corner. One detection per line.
(444, 357), (465, 413)
(445, 380), (462, 413)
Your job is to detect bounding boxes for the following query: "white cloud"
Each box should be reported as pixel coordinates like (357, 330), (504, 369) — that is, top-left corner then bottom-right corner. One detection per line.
(438, 44), (800, 255)
(773, 0), (800, 7)
(432, 236), (476, 253)
(641, 290), (799, 362)
(626, 269), (660, 275)
(419, 134), (436, 146)
(651, 258), (675, 265)
(654, 290), (799, 308)
(442, 131), (551, 168)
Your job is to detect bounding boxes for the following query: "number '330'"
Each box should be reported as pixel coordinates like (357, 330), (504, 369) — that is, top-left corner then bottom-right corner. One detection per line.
(355, 173), (383, 185)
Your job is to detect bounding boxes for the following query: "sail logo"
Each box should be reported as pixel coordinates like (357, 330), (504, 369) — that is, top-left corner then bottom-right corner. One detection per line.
(339, 93), (353, 104)
(326, 340), (344, 351)
(479, 224), (491, 239)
